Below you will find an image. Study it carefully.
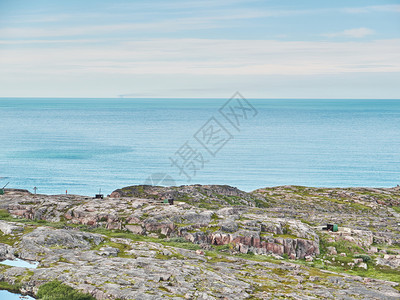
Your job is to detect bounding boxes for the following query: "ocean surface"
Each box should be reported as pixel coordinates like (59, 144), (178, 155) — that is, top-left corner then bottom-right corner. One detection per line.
(0, 290), (34, 300)
(0, 98), (399, 196)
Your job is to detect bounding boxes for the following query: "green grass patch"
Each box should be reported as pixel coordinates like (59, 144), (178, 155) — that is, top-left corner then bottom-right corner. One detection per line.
(211, 213), (219, 221)
(274, 234), (299, 240)
(300, 219), (314, 226)
(339, 264), (400, 283)
(37, 280), (95, 300)
(319, 232), (365, 256)
(332, 240), (365, 255)
(162, 240), (200, 251)
(0, 233), (20, 246)
(214, 244), (232, 252)
(204, 251), (233, 263)
(271, 268), (289, 276)
(0, 281), (22, 293)
(57, 257), (73, 264)
(236, 253), (282, 264)
(0, 209), (12, 219)
(87, 228), (202, 251)
(254, 198), (269, 208)
(0, 211), (67, 229)
(354, 254), (372, 263)
(348, 202), (371, 211)
(198, 202), (220, 210)
(155, 250), (185, 260)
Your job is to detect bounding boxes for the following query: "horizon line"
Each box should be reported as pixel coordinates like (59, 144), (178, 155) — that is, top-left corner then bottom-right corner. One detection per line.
(1, 97), (400, 100)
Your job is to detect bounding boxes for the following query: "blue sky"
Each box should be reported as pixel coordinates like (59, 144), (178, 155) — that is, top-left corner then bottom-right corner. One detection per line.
(0, 0), (399, 98)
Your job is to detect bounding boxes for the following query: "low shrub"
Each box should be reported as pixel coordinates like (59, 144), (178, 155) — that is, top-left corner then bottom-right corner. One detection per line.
(166, 237), (187, 243)
(355, 254), (372, 262)
(37, 280), (95, 300)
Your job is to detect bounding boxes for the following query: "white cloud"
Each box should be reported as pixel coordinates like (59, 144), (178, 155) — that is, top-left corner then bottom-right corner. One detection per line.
(343, 5), (400, 14)
(0, 38), (105, 45)
(322, 28), (375, 39)
(0, 8), (315, 40)
(1, 4), (395, 41)
(1, 38), (399, 77)
(0, 17), (237, 39)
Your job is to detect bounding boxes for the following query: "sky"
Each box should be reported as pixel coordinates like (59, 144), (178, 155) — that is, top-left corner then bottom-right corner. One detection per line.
(0, 0), (399, 98)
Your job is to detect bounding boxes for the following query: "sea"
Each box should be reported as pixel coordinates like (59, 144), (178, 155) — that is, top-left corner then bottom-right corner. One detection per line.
(0, 97), (399, 196)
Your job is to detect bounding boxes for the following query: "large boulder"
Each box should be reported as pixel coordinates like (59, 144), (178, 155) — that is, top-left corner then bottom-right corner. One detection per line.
(376, 255), (400, 269)
(182, 211), (213, 225)
(0, 243), (15, 259)
(0, 221), (24, 235)
(17, 227), (103, 260)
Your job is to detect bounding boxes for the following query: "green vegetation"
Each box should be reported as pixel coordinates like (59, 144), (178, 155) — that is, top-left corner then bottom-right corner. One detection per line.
(204, 251), (234, 263)
(299, 219), (314, 226)
(0, 281), (21, 293)
(1, 187), (400, 295)
(87, 228), (201, 252)
(348, 202), (371, 211)
(214, 244), (231, 251)
(308, 232), (400, 284)
(319, 233), (364, 256)
(340, 264), (400, 283)
(0, 233), (20, 246)
(254, 198), (269, 208)
(37, 280), (95, 300)
(274, 233), (299, 239)
(0, 209), (11, 219)
(161, 239), (200, 251)
(166, 237), (186, 243)
(257, 186), (376, 213)
(355, 254), (372, 263)
(198, 202), (219, 210)
(221, 195), (243, 206)
(174, 193), (193, 202)
(210, 213), (219, 221)
(120, 185), (147, 198)
(0, 210), (66, 229)
(329, 240), (364, 255)
(57, 257), (73, 264)
(155, 250), (185, 260)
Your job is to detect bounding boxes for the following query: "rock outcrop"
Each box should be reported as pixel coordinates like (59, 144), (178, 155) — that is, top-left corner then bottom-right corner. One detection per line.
(0, 186), (319, 259)
(0, 224), (398, 300)
(0, 185), (399, 299)
(111, 184), (265, 207)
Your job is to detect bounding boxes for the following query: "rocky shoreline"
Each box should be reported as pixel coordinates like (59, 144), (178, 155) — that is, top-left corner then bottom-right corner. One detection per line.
(0, 185), (399, 299)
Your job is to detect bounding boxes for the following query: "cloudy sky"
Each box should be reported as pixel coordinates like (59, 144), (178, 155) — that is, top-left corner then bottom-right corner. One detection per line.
(0, 0), (399, 98)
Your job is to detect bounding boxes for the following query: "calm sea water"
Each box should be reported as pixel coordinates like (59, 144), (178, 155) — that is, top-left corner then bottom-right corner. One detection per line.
(0, 98), (399, 195)
(0, 290), (34, 300)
